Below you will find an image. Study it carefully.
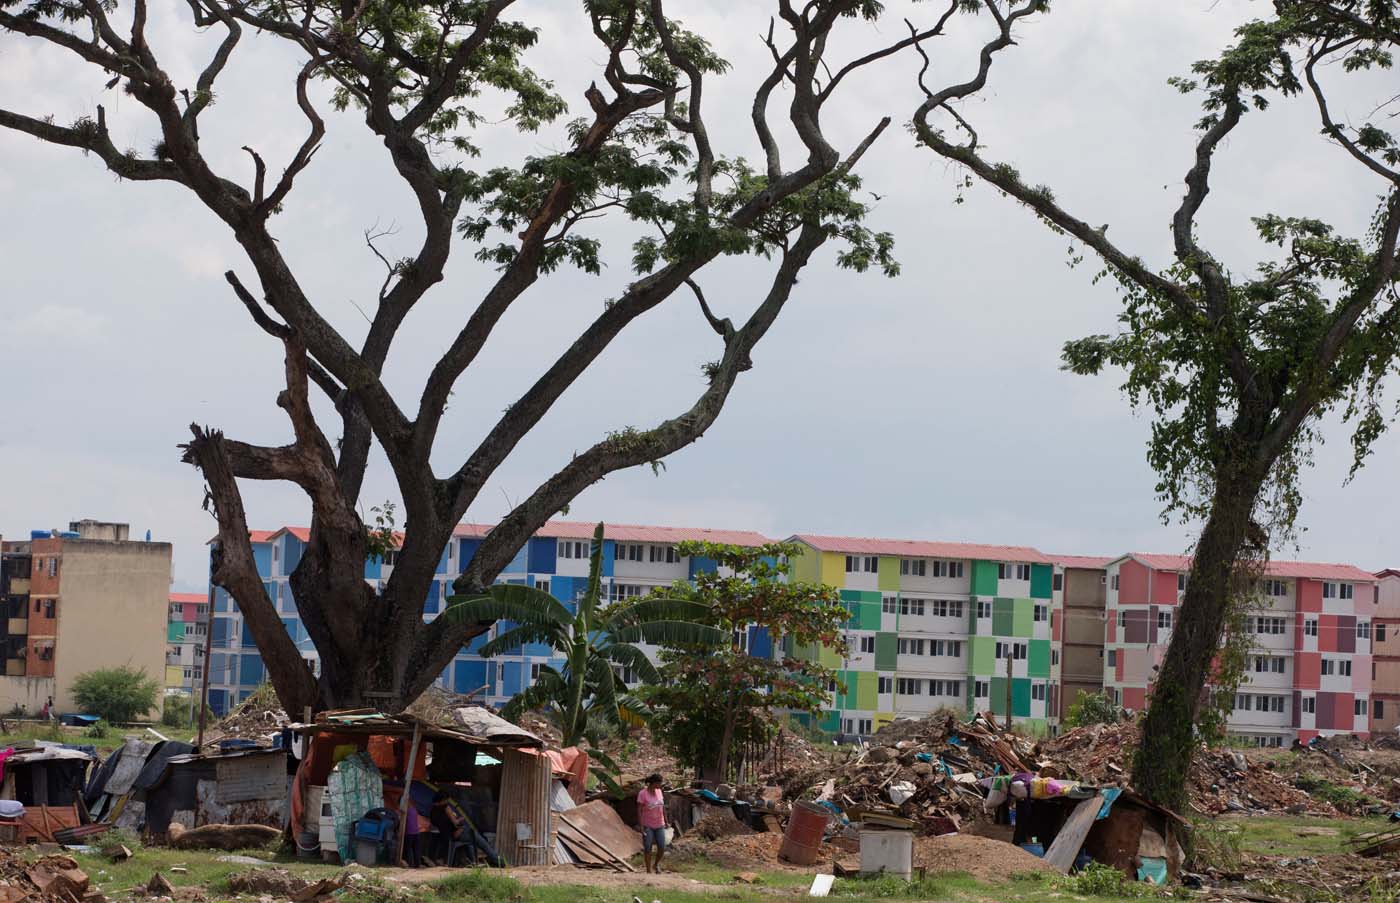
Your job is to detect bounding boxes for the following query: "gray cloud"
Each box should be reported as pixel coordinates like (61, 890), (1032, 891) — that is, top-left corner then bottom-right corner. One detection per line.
(3, 0), (1397, 590)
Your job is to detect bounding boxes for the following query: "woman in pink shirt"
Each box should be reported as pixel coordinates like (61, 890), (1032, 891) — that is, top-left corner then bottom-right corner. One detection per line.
(637, 773), (668, 873)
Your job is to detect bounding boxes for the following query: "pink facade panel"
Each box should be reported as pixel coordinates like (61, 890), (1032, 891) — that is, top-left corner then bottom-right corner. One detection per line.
(1318, 615), (1340, 653)
(1115, 654), (1124, 683)
(1151, 571), (1178, 605)
(1295, 652), (1320, 690)
(1354, 656), (1372, 693)
(1119, 561), (1150, 605)
(1051, 609), (1061, 642)
(1122, 686), (1146, 710)
(1297, 578), (1322, 613)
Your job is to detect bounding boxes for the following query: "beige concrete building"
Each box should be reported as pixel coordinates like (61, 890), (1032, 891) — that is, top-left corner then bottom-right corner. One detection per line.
(0, 520), (170, 717)
(1375, 569), (1400, 735)
(1051, 555), (1112, 721)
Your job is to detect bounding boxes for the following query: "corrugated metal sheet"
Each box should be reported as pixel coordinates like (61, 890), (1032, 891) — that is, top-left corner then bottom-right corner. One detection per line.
(495, 749), (552, 867)
(791, 534), (1054, 564)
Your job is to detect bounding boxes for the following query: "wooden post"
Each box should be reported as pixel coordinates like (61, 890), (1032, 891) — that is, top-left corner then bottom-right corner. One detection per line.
(1004, 651), (1014, 732)
(395, 722), (422, 867)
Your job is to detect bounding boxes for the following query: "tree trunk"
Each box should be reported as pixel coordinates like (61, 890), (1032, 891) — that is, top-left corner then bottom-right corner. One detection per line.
(711, 692), (737, 785)
(1131, 460), (1267, 812)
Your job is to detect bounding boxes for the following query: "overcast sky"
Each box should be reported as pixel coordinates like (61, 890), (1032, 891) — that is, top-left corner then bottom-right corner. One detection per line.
(3, 1), (1398, 591)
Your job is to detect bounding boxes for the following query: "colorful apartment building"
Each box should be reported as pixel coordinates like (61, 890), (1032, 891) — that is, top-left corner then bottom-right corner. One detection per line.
(1104, 554), (1378, 747)
(207, 521), (770, 715)
(165, 591), (210, 695)
(1374, 569), (1400, 735)
(0, 520), (171, 717)
(785, 535), (1059, 737)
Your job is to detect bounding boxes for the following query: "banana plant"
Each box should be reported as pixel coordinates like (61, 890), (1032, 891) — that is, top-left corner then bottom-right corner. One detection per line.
(440, 522), (725, 748)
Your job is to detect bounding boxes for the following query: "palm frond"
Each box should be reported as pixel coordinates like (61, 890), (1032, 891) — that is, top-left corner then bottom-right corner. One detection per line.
(605, 642), (662, 685)
(610, 620), (727, 648)
(500, 675), (566, 723)
(438, 585), (572, 629)
(478, 622), (568, 659)
(580, 522), (606, 618)
(606, 596), (714, 629)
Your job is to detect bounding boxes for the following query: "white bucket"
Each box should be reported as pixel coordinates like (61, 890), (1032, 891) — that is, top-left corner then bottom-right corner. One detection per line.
(859, 829), (913, 880)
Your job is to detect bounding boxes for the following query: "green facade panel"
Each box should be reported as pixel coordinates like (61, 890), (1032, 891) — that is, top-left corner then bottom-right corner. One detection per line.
(1030, 563), (1053, 599)
(877, 556), (900, 592)
(168, 622), (186, 642)
(818, 643), (842, 669)
(1012, 598), (1033, 638)
(969, 636), (995, 675)
(874, 632), (898, 671)
(989, 677), (1007, 715)
(970, 560), (998, 596)
(818, 710), (841, 733)
(992, 598), (1014, 637)
(855, 672), (877, 711)
(1012, 678), (1031, 717)
(1029, 639), (1051, 678)
(840, 590), (882, 631)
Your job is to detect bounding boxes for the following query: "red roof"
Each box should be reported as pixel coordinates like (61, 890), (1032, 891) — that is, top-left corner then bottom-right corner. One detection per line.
(454, 520), (770, 547)
(1376, 569), (1400, 579)
(267, 527), (311, 543)
(1113, 553), (1376, 582)
(1051, 554), (1115, 570)
(169, 592), (207, 604)
(208, 530), (279, 545)
(789, 534), (1053, 564)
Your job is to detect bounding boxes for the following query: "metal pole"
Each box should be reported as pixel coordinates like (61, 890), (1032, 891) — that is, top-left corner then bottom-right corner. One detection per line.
(395, 722), (423, 867)
(195, 588), (216, 748)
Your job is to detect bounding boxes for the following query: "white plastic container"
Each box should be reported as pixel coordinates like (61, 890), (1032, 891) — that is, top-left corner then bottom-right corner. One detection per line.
(859, 829), (913, 880)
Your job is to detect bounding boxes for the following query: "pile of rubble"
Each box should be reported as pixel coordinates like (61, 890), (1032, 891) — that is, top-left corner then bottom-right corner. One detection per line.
(761, 713), (1036, 831)
(1044, 722), (1339, 816)
(198, 685), (288, 747)
(0, 849), (98, 903)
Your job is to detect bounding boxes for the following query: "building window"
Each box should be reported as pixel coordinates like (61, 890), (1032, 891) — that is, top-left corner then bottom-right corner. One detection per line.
(929, 679), (961, 697)
(878, 676), (892, 694)
(998, 563), (1031, 581)
(1341, 660), (1353, 677)
(930, 599), (963, 618)
(900, 559), (926, 577)
(859, 636), (875, 654)
(1107, 649), (1117, 667)
(1234, 694), (1253, 712)
(1111, 574), (1120, 590)
(864, 556), (878, 573)
(1379, 623), (1388, 642)
(1157, 610), (1172, 630)
(1341, 583), (1354, 600)
(897, 678), (921, 696)
(558, 540), (586, 559)
(530, 663), (543, 681)
(930, 560), (964, 579)
(648, 545), (680, 564)
(1263, 579), (1286, 597)
(1177, 573), (1187, 592)
(1268, 696), (1285, 713)
(931, 639), (962, 657)
(1052, 573), (1064, 592)
(48, 559), (57, 577)
(272, 545), (279, 563)
(1304, 618), (1318, 637)
(976, 601), (992, 619)
(882, 595), (898, 614)
(858, 718), (872, 735)
(1323, 582), (1336, 598)
(1356, 698), (1369, 716)
(897, 638), (926, 656)
(1034, 604), (1048, 623)
(899, 598), (926, 617)
(1321, 659), (1334, 676)
(1031, 683), (1046, 702)
(845, 556), (859, 574)
(1358, 621), (1372, 640)
(42, 599), (54, 618)
(535, 578), (551, 596)
(1118, 610), (1127, 628)
(608, 583), (645, 603)
(1302, 695), (1315, 714)
(1052, 649), (1059, 666)
(1377, 700), (1385, 719)
(827, 679), (838, 693)
(1253, 616), (1286, 635)
(974, 680), (989, 698)
(994, 641), (1027, 661)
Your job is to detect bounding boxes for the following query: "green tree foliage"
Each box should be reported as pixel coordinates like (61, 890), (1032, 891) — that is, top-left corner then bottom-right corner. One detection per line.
(441, 523), (724, 748)
(1062, 690), (1121, 729)
(912, 0), (1400, 809)
(162, 692), (214, 728)
(72, 666), (159, 724)
(643, 541), (848, 781)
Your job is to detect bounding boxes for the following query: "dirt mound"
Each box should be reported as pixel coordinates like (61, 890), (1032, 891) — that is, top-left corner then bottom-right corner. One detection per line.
(201, 684), (288, 747)
(670, 830), (790, 868)
(914, 833), (1057, 881)
(226, 869), (349, 901)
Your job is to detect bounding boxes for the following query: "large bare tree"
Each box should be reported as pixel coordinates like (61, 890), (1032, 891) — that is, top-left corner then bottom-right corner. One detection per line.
(912, 0), (1400, 810)
(0, 0), (1000, 714)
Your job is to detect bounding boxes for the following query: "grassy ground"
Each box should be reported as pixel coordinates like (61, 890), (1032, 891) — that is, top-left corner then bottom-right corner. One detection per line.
(0, 722), (197, 753)
(1218, 813), (1389, 858)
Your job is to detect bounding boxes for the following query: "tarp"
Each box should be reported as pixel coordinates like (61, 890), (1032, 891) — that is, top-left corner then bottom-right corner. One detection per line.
(102, 739), (153, 797)
(132, 741), (195, 794)
(327, 751), (382, 862)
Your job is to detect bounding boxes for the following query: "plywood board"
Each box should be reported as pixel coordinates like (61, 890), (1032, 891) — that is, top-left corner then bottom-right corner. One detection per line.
(1043, 795), (1101, 873)
(559, 801), (642, 861)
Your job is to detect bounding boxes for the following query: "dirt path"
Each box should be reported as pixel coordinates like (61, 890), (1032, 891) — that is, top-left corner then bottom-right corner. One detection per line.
(385, 864), (787, 893)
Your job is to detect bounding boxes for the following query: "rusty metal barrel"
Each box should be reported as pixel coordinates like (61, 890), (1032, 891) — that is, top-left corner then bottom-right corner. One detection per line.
(779, 801), (829, 865)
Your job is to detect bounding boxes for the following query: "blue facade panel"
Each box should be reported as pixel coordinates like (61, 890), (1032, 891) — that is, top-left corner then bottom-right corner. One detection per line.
(213, 588), (231, 613)
(241, 620), (255, 648)
(364, 555), (383, 580)
(425, 581), (441, 616)
(527, 538), (556, 575)
(435, 545), (450, 575)
(252, 543), (272, 577)
(208, 688), (229, 716)
(522, 640), (553, 657)
(453, 660), (490, 695)
(749, 626), (773, 660)
(503, 543), (529, 576)
(239, 653), (264, 686)
(459, 539), (480, 572)
(601, 541), (615, 578)
(280, 582), (297, 614)
(212, 616), (231, 648)
(465, 632), (489, 654)
(495, 621), (523, 654)
(281, 617), (300, 644)
(500, 664), (524, 697)
(689, 556), (718, 579)
(285, 536), (304, 572)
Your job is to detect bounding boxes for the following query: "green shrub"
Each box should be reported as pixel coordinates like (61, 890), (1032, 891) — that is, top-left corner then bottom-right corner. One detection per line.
(161, 693), (212, 727)
(1064, 690), (1120, 728)
(84, 720), (109, 739)
(1186, 819), (1242, 871)
(71, 666), (158, 724)
(1059, 862), (1159, 898)
(1293, 773), (1379, 813)
(434, 869), (529, 902)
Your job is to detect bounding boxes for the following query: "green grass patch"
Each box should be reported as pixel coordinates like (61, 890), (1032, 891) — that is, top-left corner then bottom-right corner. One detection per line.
(434, 869), (531, 902)
(69, 838), (340, 897)
(1292, 773), (1383, 814)
(1218, 813), (1388, 858)
(0, 722), (197, 753)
